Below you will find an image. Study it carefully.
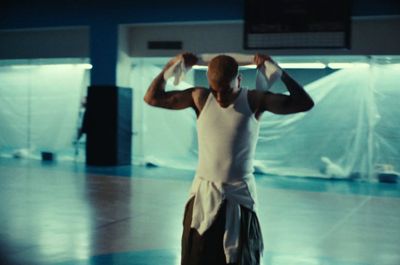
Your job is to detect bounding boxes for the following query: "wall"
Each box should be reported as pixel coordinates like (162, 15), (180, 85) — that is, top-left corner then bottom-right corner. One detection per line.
(0, 27), (89, 59)
(1, 17), (399, 61)
(1, 0), (399, 85)
(128, 18), (400, 57)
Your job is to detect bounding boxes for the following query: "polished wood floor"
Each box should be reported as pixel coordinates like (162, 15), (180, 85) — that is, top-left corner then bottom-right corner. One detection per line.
(0, 158), (399, 265)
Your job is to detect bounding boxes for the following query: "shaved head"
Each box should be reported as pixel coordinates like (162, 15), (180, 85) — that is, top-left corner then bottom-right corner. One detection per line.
(207, 55), (239, 89)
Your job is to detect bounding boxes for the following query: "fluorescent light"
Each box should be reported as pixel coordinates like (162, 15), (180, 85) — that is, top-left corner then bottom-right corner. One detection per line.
(328, 62), (369, 69)
(192, 65), (208, 70)
(80, 63), (93, 69)
(240, 64), (257, 69)
(278, 62), (326, 69)
(195, 63), (326, 70)
(9, 65), (33, 70)
(241, 63), (326, 69)
(41, 64), (93, 69)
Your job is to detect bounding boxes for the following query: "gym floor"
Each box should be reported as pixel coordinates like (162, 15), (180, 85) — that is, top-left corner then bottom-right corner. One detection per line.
(0, 158), (399, 265)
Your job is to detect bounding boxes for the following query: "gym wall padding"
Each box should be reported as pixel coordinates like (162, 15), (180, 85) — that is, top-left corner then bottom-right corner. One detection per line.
(86, 86), (132, 166)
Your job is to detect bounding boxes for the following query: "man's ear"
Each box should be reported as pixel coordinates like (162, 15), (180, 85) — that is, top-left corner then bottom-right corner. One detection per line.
(237, 74), (242, 88)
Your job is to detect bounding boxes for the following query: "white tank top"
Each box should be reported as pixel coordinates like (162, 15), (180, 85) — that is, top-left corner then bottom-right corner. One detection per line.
(188, 88), (261, 263)
(196, 87), (260, 182)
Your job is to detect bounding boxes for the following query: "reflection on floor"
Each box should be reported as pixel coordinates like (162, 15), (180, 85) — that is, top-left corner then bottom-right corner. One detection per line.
(0, 158), (399, 265)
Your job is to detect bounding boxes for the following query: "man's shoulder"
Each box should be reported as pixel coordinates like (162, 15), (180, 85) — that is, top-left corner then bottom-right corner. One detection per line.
(246, 89), (273, 115)
(192, 86), (209, 94)
(247, 89), (262, 104)
(192, 86), (210, 101)
(247, 88), (263, 97)
(248, 89), (275, 102)
(191, 87), (210, 112)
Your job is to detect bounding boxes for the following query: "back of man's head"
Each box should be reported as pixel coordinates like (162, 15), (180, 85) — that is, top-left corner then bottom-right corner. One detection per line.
(207, 55), (239, 89)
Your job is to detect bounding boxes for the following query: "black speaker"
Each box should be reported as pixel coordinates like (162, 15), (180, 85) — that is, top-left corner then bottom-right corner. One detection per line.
(85, 85), (132, 166)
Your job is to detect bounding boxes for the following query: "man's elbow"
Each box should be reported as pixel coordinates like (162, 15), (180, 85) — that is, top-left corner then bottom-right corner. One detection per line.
(143, 95), (156, 106)
(301, 99), (314, 112)
(293, 98), (314, 112)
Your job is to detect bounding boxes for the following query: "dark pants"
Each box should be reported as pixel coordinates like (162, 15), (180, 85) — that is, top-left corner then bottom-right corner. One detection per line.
(181, 197), (263, 265)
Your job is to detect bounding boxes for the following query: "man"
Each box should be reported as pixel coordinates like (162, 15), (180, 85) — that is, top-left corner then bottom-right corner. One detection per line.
(144, 53), (314, 265)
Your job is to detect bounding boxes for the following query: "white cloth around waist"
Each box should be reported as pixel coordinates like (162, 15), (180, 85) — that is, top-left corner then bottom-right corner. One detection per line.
(187, 174), (258, 263)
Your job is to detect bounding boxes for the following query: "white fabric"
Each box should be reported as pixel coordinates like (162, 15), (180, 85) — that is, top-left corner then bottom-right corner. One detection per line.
(189, 88), (260, 263)
(256, 60), (283, 91)
(195, 88), (260, 182)
(169, 53), (282, 92)
(163, 58), (189, 85)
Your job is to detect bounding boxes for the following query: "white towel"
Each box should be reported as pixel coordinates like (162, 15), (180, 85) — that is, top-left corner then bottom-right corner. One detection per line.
(164, 54), (282, 90)
(163, 58), (190, 86)
(256, 60), (282, 91)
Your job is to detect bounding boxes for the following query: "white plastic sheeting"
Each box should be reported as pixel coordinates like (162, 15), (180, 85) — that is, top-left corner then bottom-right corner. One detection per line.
(0, 60), (398, 181)
(131, 62), (198, 170)
(0, 65), (88, 160)
(255, 65), (400, 180)
(132, 62), (400, 181)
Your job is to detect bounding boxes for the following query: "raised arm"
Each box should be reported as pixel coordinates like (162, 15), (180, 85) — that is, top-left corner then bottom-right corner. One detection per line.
(254, 54), (314, 115)
(143, 53), (199, 110)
